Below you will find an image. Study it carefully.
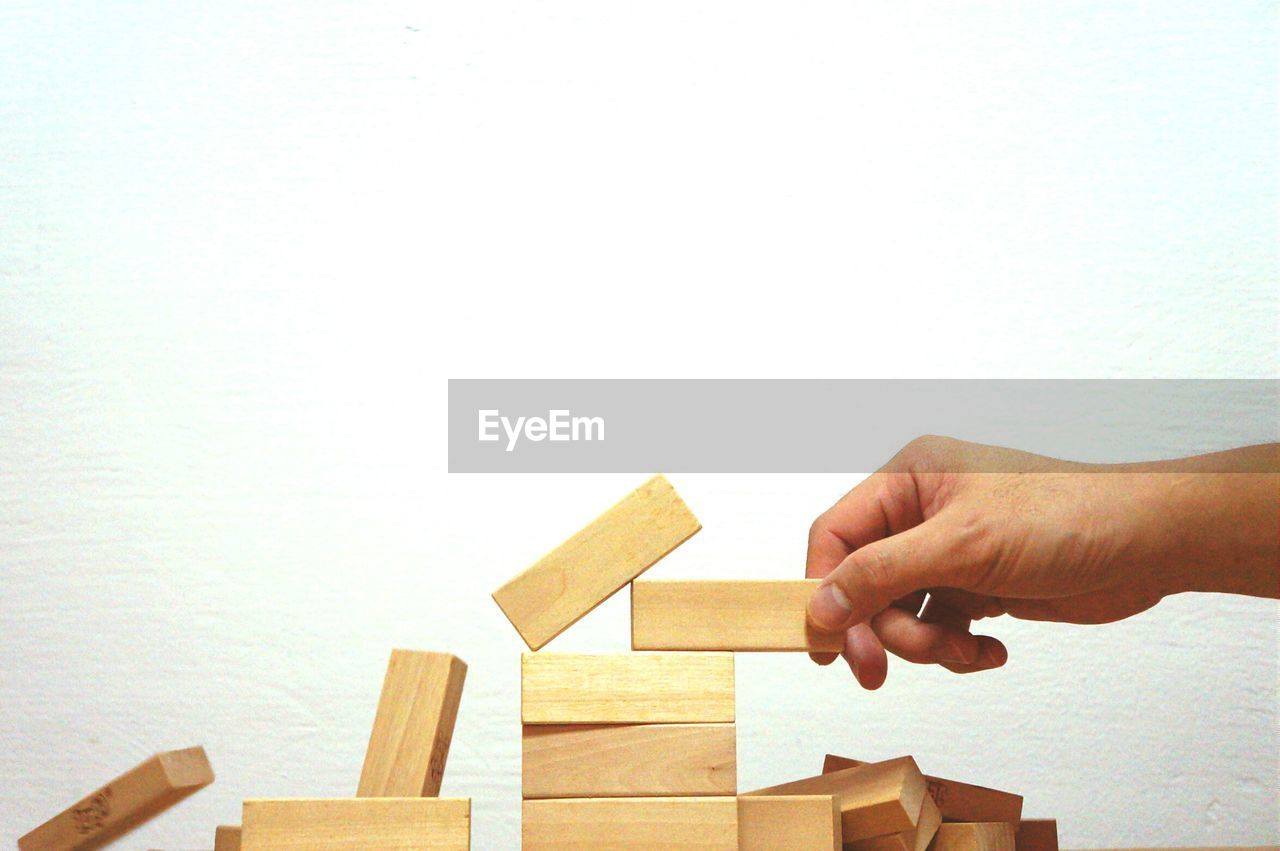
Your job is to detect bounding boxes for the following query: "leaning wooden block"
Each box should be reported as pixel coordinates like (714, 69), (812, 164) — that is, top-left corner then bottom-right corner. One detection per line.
(932, 822), (1016, 851)
(738, 795), (841, 851)
(1014, 819), (1058, 851)
(745, 756), (927, 843)
(631, 579), (844, 652)
(240, 798), (470, 850)
(824, 755), (1023, 823)
(493, 474), (701, 651)
(522, 797), (737, 850)
(521, 652), (735, 724)
(18, 746), (214, 851)
(214, 825), (241, 851)
(358, 649), (467, 797)
(523, 723), (737, 798)
(847, 794), (941, 851)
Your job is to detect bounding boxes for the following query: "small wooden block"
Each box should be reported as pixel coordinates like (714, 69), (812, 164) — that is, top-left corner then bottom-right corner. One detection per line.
(1015, 820), (1058, 851)
(745, 756), (927, 843)
(19, 746), (214, 851)
(522, 797), (737, 850)
(738, 795), (841, 851)
(825, 755), (1023, 824)
(631, 579), (844, 652)
(214, 825), (241, 851)
(358, 649), (467, 797)
(240, 798), (470, 850)
(933, 822), (1016, 851)
(522, 723), (737, 798)
(521, 652), (735, 724)
(846, 793), (940, 851)
(493, 475), (701, 651)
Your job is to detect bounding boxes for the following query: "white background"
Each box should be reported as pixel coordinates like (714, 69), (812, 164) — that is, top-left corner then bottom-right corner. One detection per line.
(2, 1), (1277, 848)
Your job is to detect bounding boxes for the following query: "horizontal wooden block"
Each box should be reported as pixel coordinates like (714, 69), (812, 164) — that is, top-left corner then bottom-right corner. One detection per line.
(358, 649), (467, 797)
(214, 825), (241, 851)
(241, 798), (469, 850)
(1015, 819), (1058, 851)
(933, 822), (1016, 851)
(19, 746), (214, 851)
(521, 652), (735, 724)
(846, 793), (940, 851)
(745, 756), (926, 843)
(522, 797), (737, 850)
(824, 755), (1023, 824)
(631, 579), (844, 652)
(493, 475), (701, 650)
(522, 723), (736, 798)
(738, 795), (841, 851)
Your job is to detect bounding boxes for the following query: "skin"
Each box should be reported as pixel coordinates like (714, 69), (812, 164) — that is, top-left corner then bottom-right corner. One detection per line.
(805, 436), (1280, 689)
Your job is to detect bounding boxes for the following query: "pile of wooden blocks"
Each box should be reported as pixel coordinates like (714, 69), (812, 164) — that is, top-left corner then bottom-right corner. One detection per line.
(494, 474), (1058, 850)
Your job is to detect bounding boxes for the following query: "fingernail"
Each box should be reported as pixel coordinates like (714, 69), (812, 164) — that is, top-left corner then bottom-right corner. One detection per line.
(981, 645), (1006, 667)
(809, 582), (852, 631)
(938, 639), (973, 665)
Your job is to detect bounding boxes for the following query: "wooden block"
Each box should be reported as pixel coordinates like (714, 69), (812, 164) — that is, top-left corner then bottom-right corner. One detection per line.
(846, 793), (940, 851)
(522, 723), (737, 798)
(18, 746), (214, 851)
(631, 579), (844, 652)
(358, 649), (467, 797)
(1015, 820), (1058, 851)
(738, 795), (841, 851)
(932, 822), (1016, 851)
(240, 798), (470, 850)
(214, 825), (241, 851)
(522, 797), (737, 850)
(825, 755), (1023, 824)
(493, 475), (701, 651)
(745, 756), (927, 843)
(521, 652), (734, 724)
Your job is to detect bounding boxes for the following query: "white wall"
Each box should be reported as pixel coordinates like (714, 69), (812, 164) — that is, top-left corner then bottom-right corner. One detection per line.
(2, 1), (1276, 848)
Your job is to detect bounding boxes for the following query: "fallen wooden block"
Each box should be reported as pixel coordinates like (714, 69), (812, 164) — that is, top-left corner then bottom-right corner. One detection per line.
(214, 825), (241, 851)
(240, 798), (470, 850)
(358, 649), (467, 797)
(824, 755), (1023, 824)
(521, 652), (735, 725)
(846, 794), (941, 851)
(738, 795), (841, 851)
(18, 746), (214, 851)
(522, 797), (737, 850)
(933, 822), (1017, 851)
(631, 579), (844, 652)
(493, 474), (701, 651)
(744, 756), (927, 843)
(1015, 819), (1058, 851)
(522, 723), (737, 798)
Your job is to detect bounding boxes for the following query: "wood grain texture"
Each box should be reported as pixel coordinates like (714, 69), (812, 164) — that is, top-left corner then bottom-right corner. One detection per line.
(521, 652), (734, 724)
(214, 825), (241, 851)
(522, 723), (736, 798)
(18, 747), (214, 851)
(738, 795), (841, 851)
(933, 822), (1017, 851)
(1015, 820), (1059, 851)
(240, 798), (470, 850)
(631, 579), (843, 652)
(522, 797), (737, 850)
(358, 649), (467, 797)
(745, 756), (926, 843)
(845, 793), (940, 851)
(492, 475), (701, 651)
(824, 755), (1023, 824)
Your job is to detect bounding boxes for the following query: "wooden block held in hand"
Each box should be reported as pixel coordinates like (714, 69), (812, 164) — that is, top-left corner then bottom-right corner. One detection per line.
(522, 797), (737, 850)
(358, 649), (467, 797)
(241, 798), (470, 850)
(1014, 819), (1058, 851)
(493, 475), (701, 651)
(523, 723), (736, 798)
(521, 652), (734, 725)
(745, 756), (926, 843)
(738, 795), (841, 851)
(824, 755), (1023, 824)
(214, 825), (241, 851)
(932, 822), (1016, 851)
(19, 746), (214, 851)
(631, 580), (843, 652)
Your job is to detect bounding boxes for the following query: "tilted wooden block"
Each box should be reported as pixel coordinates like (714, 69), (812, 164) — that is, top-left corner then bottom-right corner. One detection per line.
(521, 652), (735, 724)
(493, 475), (701, 651)
(522, 797), (737, 850)
(631, 579), (844, 652)
(846, 793), (941, 851)
(737, 795), (841, 851)
(358, 649), (467, 797)
(933, 822), (1016, 851)
(1014, 819), (1058, 851)
(19, 746), (214, 851)
(240, 798), (470, 850)
(824, 755), (1023, 824)
(745, 756), (927, 843)
(214, 825), (241, 851)
(522, 723), (737, 798)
